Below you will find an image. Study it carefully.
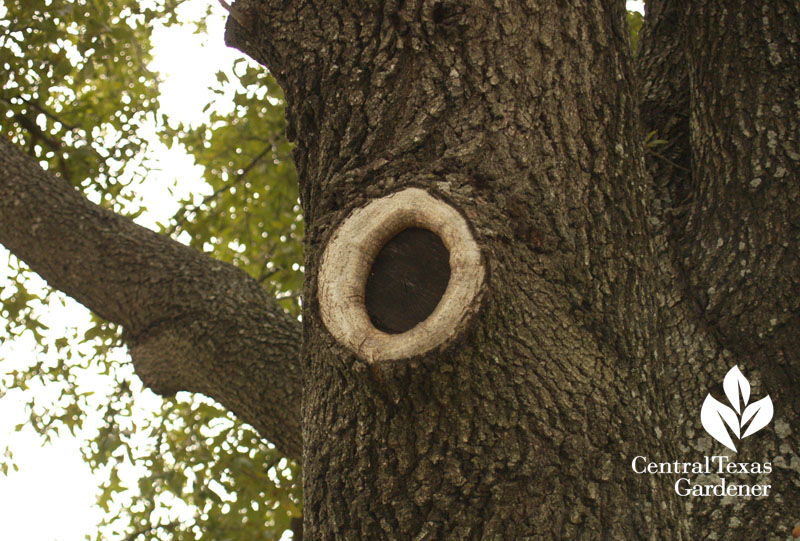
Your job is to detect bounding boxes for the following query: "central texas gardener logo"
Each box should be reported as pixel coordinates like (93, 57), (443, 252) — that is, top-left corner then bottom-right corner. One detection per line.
(701, 366), (773, 452)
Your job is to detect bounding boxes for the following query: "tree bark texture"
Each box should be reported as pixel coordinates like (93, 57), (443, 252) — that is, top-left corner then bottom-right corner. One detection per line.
(636, 0), (800, 536)
(224, 0), (800, 538)
(0, 0), (797, 538)
(0, 137), (303, 461)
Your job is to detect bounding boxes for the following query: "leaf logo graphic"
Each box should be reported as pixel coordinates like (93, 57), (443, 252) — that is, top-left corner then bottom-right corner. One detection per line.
(700, 366), (773, 452)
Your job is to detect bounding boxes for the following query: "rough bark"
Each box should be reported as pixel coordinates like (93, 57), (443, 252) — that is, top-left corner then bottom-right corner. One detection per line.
(225, 0), (690, 537)
(0, 0), (797, 538)
(681, 0), (800, 373)
(222, 0), (800, 538)
(0, 136), (303, 461)
(636, 0), (800, 537)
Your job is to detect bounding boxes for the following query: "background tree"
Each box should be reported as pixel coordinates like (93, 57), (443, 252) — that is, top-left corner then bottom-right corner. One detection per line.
(1, 0), (799, 539)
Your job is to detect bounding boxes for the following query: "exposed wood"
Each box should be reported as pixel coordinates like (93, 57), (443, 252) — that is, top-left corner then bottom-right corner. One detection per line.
(317, 187), (484, 363)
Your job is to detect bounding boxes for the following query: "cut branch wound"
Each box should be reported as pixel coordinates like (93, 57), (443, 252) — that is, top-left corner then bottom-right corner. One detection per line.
(318, 188), (484, 362)
(365, 227), (451, 334)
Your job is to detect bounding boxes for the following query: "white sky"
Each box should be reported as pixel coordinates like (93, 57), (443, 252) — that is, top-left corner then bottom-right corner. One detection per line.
(0, 1), (238, 539)
(0, 2), (646, 539)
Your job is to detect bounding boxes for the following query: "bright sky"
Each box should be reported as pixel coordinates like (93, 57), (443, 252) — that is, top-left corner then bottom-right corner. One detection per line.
(0, 1), (239, 539)
(0, 2), (646, 539)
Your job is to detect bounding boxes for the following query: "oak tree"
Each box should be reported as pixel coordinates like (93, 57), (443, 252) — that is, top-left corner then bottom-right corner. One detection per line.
(1, 0), (799, 538)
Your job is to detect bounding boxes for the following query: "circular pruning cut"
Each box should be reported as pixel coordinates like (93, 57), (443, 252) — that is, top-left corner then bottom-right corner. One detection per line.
(318, 187), (485, 362)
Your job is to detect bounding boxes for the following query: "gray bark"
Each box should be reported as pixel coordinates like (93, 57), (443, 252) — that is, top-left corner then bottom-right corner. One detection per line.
(0, 0), (797, 538)
(0, 136), (303, 461)
(223, 0), (799, 538)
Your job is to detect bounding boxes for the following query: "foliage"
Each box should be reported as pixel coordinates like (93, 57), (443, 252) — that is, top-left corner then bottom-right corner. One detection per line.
(0, 0), (301, 539)
(0, 0), (177, 203)
(163, 59), (303, 315)
(628, 10), (644, 56)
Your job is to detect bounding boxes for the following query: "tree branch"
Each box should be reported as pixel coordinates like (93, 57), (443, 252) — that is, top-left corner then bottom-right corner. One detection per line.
(678, 0), (800, 364)
(0, 135), (303, 460)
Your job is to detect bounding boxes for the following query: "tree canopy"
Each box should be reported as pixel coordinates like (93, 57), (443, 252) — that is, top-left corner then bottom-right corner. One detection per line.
(1, 0), (302, 538)
(5, 0), (772, 538)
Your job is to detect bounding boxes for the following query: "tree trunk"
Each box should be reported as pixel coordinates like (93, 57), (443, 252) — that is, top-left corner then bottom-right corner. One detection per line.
(0, 0), (797, 538)
(222, 0), (799, 537)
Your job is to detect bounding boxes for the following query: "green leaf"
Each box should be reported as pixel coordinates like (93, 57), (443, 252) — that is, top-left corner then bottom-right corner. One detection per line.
(1, 2), (302, 539)
(628, 11), (644, 56)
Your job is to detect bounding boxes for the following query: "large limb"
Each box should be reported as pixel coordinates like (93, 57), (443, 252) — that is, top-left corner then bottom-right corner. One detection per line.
(637, 1), (800, 536)
(680, 0), (800, 370)
(640, 0), (800, 365)
(640, 0), (800, 372)
(681, 6), (800, 530)
(0, 136), (303, 461)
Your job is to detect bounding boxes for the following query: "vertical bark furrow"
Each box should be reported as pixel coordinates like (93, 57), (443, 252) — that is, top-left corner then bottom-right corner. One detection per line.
(636, 0), (692, 212)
